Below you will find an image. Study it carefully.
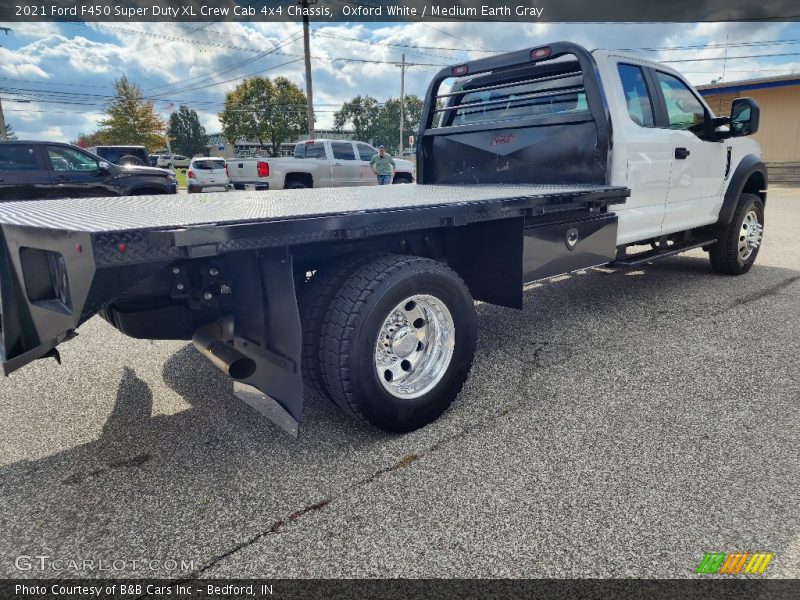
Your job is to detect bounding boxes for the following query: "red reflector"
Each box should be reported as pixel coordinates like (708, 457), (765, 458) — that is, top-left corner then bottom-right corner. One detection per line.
(530, 47), (551, 60)
(187, 170), (194, 179)
(452, 64), (469, 76)
(116, 243), (126, 253)
(225, 164), (229, 177)
(75, 243), (82, 254)
(257, 161), (269, 177)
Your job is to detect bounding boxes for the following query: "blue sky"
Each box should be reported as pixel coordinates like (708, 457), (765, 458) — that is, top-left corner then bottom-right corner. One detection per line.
(1, 20), (799, 141)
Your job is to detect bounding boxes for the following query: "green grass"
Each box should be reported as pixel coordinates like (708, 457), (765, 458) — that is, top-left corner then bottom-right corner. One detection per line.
(173, 168), (187, 189)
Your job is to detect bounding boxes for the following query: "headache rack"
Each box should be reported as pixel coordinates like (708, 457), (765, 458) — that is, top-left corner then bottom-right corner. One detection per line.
(416, 41), (611, 187)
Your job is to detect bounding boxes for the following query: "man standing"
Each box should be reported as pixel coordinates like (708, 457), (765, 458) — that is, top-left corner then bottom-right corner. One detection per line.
(369, 145), (396, 185)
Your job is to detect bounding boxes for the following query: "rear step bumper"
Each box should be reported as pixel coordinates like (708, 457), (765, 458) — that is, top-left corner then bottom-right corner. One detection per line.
(612, 239), (716, 267)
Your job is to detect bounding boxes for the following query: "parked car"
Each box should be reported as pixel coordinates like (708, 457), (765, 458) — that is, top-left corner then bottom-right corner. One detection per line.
(187, 157), (229, 193)
(0, 141), (177, 200)
(88, 145), (150, 167)
(227, 139), (415, 190)
(156, 154), (190, 169)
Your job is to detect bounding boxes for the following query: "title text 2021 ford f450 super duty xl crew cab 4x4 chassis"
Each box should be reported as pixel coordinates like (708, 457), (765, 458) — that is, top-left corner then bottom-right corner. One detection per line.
(0, 43), (766, 435)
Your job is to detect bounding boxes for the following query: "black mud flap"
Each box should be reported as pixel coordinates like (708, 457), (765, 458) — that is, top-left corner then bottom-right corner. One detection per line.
(227, 249), (304, 437)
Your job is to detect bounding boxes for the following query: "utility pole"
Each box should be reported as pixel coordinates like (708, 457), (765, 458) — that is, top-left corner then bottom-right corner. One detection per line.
(0, 27), (11, 141)
(398, 53), (406, 156)
(720, 33), (729, 83)
(0, 91), (7, 142)
(301, 0), (315, 140)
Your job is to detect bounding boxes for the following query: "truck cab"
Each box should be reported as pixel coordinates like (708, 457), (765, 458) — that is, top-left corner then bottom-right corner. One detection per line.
(594, 50), (765, 245)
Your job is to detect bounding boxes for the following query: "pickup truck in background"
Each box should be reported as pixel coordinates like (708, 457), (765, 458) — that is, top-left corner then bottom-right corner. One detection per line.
(0, 42), (766, 437)
(226, 139), (416, 190)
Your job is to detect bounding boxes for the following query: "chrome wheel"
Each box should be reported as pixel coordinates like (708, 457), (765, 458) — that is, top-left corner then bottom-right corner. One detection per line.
(738, 210), (763, 262)
(374, 294), (455, 400)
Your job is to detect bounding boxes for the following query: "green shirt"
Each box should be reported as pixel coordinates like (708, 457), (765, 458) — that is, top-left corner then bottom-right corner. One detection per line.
(369, 153), (396, 176)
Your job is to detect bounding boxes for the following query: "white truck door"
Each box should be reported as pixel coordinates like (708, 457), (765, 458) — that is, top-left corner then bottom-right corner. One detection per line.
(330, 141), (362, 187)
(653, 70), (727, 234)
(610, 62), (672, 245)
(355, 142), (379, 186)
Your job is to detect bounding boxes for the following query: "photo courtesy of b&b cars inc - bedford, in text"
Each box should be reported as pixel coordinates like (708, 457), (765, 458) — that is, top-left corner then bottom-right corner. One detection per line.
(0, 1), (798, 599)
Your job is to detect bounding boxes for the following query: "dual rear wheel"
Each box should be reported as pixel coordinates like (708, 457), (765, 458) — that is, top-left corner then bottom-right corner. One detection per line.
(298, 254), (477, 432)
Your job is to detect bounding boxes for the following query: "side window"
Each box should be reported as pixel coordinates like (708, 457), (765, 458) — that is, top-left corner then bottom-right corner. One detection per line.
(294, 142), (326, 159)
(0, 145), (39, 171)
(655, 71), (706, 130)
(617, 64), (654, 127)
(356, 143), (376, 161)
(46, 147), (99, 172)
(331, 142), (356, 160)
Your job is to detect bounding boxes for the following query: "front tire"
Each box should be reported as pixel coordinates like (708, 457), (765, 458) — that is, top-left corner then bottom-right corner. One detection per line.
(319, 255), (477, 432)
(709, 193), (764, 275)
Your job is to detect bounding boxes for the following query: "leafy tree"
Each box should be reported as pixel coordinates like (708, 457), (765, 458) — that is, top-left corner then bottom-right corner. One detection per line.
(373, 95), (424, 152)
(218, 76), (307, 156)
(167, 105), (207, 157)
(333, 95), (381, 142)
(334, 94), (423, 152)
(97, 75), (165, 150)
(1, 122), (18, 140)
(73, 131), (109, 148)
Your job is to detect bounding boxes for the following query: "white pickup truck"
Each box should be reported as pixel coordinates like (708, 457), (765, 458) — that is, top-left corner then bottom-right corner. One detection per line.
(0, 42), (768, 436)
(226, 139), (416, 190)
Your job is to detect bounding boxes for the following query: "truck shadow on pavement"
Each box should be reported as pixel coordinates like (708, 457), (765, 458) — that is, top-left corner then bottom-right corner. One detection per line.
(0, 256), (798, 578)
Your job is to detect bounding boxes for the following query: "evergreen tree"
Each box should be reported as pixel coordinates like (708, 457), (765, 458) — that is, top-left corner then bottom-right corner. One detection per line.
(167, 105), (207, 157)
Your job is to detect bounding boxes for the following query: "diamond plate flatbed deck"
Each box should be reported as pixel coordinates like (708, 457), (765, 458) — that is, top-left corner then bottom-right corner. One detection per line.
(0, 184), (627, 234)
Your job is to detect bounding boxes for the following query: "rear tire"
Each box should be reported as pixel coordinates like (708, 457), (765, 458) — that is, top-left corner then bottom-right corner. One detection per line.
(297, 254), (378, 400)
(233, 183), (245, 191)
(319, 254), (477, 432)
(709, 193), (764, 275)
(285, 182), (308, 189)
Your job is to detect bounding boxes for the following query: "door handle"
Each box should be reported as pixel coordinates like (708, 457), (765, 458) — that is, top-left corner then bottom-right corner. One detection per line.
(333, 162), (342, 166)
(674, 147), (691, 160)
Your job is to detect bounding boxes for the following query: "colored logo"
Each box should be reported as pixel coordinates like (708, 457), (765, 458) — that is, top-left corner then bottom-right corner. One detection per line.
(696, 552), (773, 574)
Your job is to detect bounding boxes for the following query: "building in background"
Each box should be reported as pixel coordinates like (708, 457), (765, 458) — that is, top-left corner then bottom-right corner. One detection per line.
(206, 129), (355, 159)
(698, 75), (800, 185)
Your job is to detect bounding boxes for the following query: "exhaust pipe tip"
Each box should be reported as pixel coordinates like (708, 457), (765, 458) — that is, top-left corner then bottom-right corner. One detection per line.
(228, 356), (256, 380)
(193, 317), (256, 381)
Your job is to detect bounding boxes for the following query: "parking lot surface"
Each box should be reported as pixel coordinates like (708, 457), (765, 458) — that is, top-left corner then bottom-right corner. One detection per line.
(1, 187), (798, 579)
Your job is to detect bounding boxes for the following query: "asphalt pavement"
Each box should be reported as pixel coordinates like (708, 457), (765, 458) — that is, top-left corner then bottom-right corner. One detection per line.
(1, 187), (798, 579)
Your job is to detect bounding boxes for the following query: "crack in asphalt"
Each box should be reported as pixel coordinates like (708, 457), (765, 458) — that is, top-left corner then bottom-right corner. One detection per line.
(713, 275), (800, 315)
(135, 374), (530, 593)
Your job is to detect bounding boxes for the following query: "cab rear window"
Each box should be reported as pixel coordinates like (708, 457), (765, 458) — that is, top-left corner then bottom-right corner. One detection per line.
(193, 160), (226, 170)
(440, 64), (589, 128)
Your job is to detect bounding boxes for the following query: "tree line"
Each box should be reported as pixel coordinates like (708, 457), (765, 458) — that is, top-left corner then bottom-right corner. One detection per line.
(74, 74), (423, 158)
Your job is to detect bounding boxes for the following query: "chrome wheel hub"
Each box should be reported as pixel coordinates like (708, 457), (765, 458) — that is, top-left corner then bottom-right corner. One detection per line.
(738, 210), (763, 262)
(375, 295), (455, 400)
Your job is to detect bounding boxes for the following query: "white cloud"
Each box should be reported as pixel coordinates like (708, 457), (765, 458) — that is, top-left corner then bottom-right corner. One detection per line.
(1, 21), (798, 140)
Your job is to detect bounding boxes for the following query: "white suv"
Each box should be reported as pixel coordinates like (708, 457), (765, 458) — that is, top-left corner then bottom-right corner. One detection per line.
(186, 158), (229, 193)
(156, 154), (190, 169)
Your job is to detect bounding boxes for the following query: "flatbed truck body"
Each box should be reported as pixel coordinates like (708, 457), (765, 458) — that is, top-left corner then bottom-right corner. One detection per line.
(0, 42), (766, 434)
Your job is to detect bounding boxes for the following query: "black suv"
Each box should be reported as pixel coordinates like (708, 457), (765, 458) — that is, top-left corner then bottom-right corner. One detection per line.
(0, 141), (177, 201)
